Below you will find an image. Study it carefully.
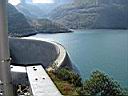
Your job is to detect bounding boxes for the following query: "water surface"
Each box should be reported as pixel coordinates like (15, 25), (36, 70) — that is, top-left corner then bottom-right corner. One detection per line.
(31, 30), (128, 87)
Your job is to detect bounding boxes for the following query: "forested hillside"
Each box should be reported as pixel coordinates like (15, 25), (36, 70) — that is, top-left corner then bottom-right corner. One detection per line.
(8, 3), (71, 37)
(50, 0), (128, 29)
(8, 0), (128, 33)
(31, 19), (71, 33)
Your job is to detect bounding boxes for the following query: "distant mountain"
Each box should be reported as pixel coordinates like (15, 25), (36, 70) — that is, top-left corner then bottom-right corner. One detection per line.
(8, 3), (36, 37)
(8, 3), (71, 37)
(16, 2), (57, 19)
(16, 0), (74, 19)
(50, 0), (128, 29)
(31, 19), (72, 33)
(16, 3), (47, 19)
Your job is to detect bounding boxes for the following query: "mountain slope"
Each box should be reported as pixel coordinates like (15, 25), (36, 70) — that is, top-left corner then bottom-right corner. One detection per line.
(31, 19), (71, 33)
(8, 3), (36, 37)
(16, 0), (74, 19)
(8, 3), (71, 37)
(50, 0), (128, 29)
(16, 3), (47, 19)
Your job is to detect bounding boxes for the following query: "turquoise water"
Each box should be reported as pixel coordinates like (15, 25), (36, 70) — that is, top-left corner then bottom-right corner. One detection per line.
(32, 30), (128, 87)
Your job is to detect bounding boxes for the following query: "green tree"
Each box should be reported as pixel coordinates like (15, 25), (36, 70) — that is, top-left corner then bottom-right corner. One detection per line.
(77, 70), (124, 96)
(56, 68), (82, 87)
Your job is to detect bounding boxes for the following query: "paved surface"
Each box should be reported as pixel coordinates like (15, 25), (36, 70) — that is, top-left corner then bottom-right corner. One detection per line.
(27, 65), (62, 96)
(11, 65), (62, 96)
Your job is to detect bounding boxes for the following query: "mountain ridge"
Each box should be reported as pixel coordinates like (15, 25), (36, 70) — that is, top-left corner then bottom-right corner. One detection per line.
(50, 0), (128, 29)
(8, 3), (36, 37)
(8, 3), (71, 37)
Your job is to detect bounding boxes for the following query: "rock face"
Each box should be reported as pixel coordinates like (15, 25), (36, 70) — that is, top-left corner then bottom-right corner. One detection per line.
(8, 3), (36, 37)
(50, 0), (128, 29)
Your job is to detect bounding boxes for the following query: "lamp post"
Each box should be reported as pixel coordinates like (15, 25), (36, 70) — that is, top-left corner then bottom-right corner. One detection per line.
(0, 0), (14, 96)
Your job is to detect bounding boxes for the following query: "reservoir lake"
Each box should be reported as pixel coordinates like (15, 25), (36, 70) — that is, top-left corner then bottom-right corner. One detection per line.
(31, 30), (128, 87)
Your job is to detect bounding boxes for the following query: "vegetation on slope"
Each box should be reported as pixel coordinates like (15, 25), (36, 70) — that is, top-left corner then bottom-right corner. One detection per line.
(13, 0), (128, 30)
(15, 0), (128, 30)
(50, 0), (128, 29)
(77, 70), (124, 96)
(48, 67), (125, 95)
(8, 3), (71, 37)
(31, 19), (72, 33)
(48, 68), (81, 95)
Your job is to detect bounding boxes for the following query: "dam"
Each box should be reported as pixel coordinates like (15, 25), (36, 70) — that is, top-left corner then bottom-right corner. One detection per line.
(9, 38), (72, 95)
(9, 38), (72, 69)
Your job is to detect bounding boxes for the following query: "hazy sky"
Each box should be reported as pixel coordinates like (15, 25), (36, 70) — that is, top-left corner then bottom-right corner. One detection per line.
(9, 0), (20, 5)
(9, 0), (54, 5)
(33, 0), (53, 3)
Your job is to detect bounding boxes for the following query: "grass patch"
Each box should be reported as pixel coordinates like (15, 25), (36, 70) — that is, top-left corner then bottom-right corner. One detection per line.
(48, 71), (79, 95)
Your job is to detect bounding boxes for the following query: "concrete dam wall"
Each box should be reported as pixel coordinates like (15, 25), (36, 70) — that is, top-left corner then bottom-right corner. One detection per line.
(9, 38), (72, 68)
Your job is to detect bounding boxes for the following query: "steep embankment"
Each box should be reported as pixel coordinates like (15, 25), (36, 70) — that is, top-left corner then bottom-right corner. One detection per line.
(8, 3), (36, 37)
(50, 0), (128, 29)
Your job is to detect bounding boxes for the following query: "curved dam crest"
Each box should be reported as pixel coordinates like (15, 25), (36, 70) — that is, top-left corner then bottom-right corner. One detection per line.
(9, 38), (72, 69)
